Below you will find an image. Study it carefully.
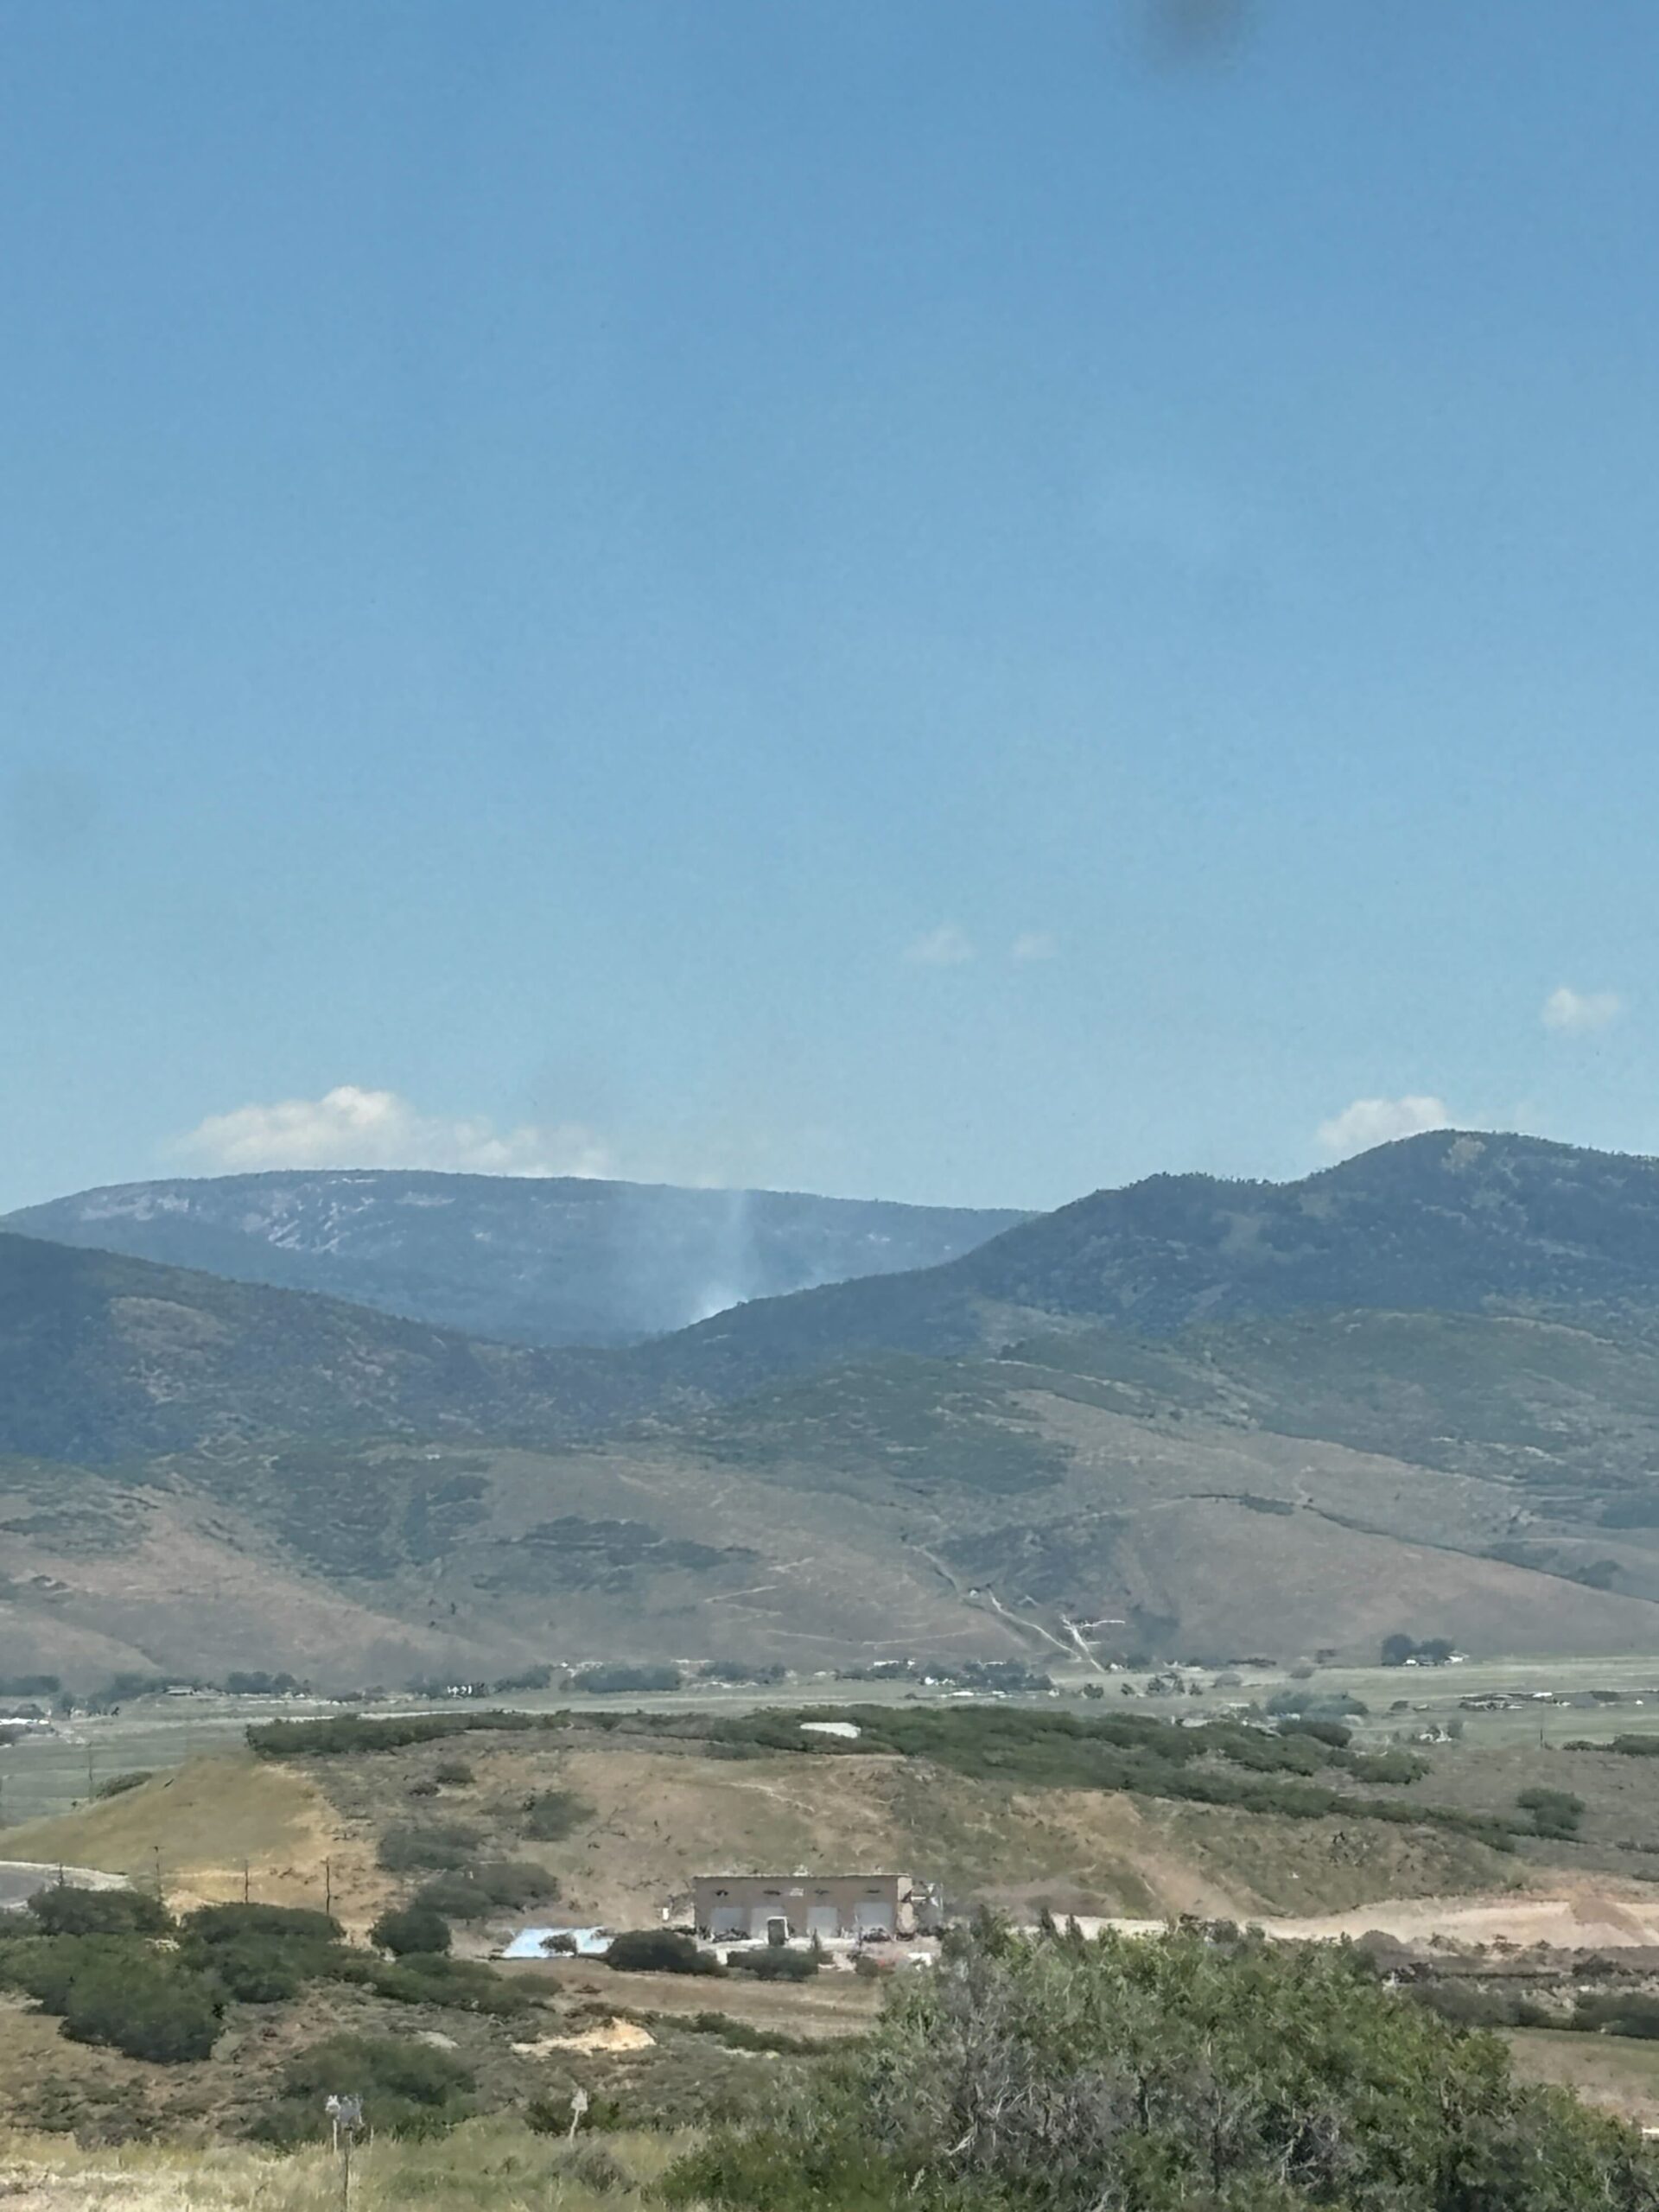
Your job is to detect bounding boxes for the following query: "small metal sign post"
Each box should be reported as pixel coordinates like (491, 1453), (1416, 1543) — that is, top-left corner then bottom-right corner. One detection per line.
(325, 2093), (365, 2207)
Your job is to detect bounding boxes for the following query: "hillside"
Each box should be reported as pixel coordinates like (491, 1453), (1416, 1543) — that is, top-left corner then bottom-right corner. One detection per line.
(2, 1171), (1025, 1346)
(0, 1230), (635, 1465)
(11, 1132), (1659, 1678)
(624, 1131), (1659, 1399)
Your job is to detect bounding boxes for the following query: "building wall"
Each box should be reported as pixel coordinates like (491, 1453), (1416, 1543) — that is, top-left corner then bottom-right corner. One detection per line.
(692, 1873), (912, 1940)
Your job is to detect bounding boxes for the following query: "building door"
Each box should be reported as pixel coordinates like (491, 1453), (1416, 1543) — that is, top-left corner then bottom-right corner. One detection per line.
(806, 1904), (839, 1938)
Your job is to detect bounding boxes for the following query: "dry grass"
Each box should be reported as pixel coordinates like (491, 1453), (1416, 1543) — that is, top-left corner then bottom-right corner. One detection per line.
(1505, 2027), (1659, 2127)
(508, 1955), (880, 2037)
(0, 2119), (697, 2210)
(4, 1753), (390, 1930)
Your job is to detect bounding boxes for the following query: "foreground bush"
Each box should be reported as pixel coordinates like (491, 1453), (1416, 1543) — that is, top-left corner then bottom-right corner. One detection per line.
(727, 1946), (820, 1980)
(251, 2031), (476, 2143)
(669, 1923), (1658, 2210)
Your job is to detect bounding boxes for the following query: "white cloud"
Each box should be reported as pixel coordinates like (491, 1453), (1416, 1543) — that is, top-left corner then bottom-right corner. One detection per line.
(903, 923), (975, 967)
(1010, 931), (1058, 963)
(173, 1085), (615, 1179)
(1316, 1094), (1452, 1159)
(1541, 985), (1623, 1035)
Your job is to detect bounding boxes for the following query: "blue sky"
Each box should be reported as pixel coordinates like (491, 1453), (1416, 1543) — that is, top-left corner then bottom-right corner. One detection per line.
(3, 0), (1656, 1213)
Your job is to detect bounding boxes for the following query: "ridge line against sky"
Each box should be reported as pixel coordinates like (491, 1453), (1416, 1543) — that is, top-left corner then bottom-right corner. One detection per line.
(3, 3), (1656, 1213)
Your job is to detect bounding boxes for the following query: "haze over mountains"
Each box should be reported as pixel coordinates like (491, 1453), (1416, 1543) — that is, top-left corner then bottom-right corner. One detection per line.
(8, 1129), (1659, 1687)
(3, 1171), (1027, 1345)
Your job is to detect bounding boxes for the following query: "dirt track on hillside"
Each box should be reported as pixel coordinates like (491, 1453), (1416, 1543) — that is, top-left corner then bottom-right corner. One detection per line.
(1091, 1875), (1659, 1951)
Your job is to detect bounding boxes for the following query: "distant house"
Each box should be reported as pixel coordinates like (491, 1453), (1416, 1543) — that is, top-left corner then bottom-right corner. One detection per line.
(692, 1872), (931, 1942)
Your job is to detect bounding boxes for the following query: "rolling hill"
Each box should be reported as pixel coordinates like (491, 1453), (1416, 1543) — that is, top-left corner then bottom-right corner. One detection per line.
(621, 1130), (1659, 1401)
(9, 1130), (1659, 1681)
(1, 1170), (1027, 1346)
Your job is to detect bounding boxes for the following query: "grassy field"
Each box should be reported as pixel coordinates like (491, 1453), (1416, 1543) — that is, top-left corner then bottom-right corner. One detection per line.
(1506, 2027), (1659, 2128)
(0, 2118), (696, 2210)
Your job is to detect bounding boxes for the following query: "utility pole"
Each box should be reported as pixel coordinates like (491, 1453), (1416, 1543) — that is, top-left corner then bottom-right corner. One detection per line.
(324, 1857), (334, 1917)
(243, 1859), (251, 1904)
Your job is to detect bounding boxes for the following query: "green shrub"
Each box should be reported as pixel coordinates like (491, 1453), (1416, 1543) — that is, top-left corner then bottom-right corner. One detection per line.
(181, 1903), (341, 1948)
(371, 1904), (452, 1958)
(572, 1664), (683, 1694)
(251, 2031), (476, 2144)
(433, 1760), (475, 1786)
(412, 1861), (557, 1919)
(367, 1954), (534, 2015)
(178, 1904), (346, 1999)
(682, 2010), (836, 2055)
(25, 1887), (169, 1938)
(60, 1954), (221, 2063)
(93, 1770), (153, 1800)
(526, 2091), (626, 2134)
(247, 1710), (559, 1758)
(1574, 1993), (1659, 2040)
(669, 1925), (1656, 2210)
(1277, 1718), (1352, 1748)
(521, 1787), (592, 1842)
(1519, 1786), (1586, 1839)
(0, 1934), (147, 2014)
(728, 1947), (820, 1980)
(200, 1939), (305, 2004)
(1344, 1750), (1431, 1785)
(606, 1929), (722, 1975)
(377, 1821), (481, 1873)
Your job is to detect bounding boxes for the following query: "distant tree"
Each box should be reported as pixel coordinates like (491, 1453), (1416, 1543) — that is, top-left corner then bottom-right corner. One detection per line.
(572, 1663), (683, 1694)
(1518, 1786), (1585, 1840)
(372, 1904), (453, 1958)
(1381, 1633), (1418, 1668)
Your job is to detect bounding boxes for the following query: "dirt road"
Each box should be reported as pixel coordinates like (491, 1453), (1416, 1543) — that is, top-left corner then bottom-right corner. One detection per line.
(0, 1861), (127, 1912)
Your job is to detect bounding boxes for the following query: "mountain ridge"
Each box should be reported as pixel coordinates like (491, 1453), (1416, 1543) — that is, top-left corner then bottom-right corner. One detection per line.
(2, 1168), (1027, 1347)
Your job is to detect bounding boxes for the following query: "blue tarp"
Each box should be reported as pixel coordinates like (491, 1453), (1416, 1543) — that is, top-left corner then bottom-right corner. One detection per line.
(501, 1924), (613, 1959)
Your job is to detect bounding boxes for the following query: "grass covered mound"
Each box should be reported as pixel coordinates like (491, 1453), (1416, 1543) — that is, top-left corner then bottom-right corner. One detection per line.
(670, 1923), (1659, 2211)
